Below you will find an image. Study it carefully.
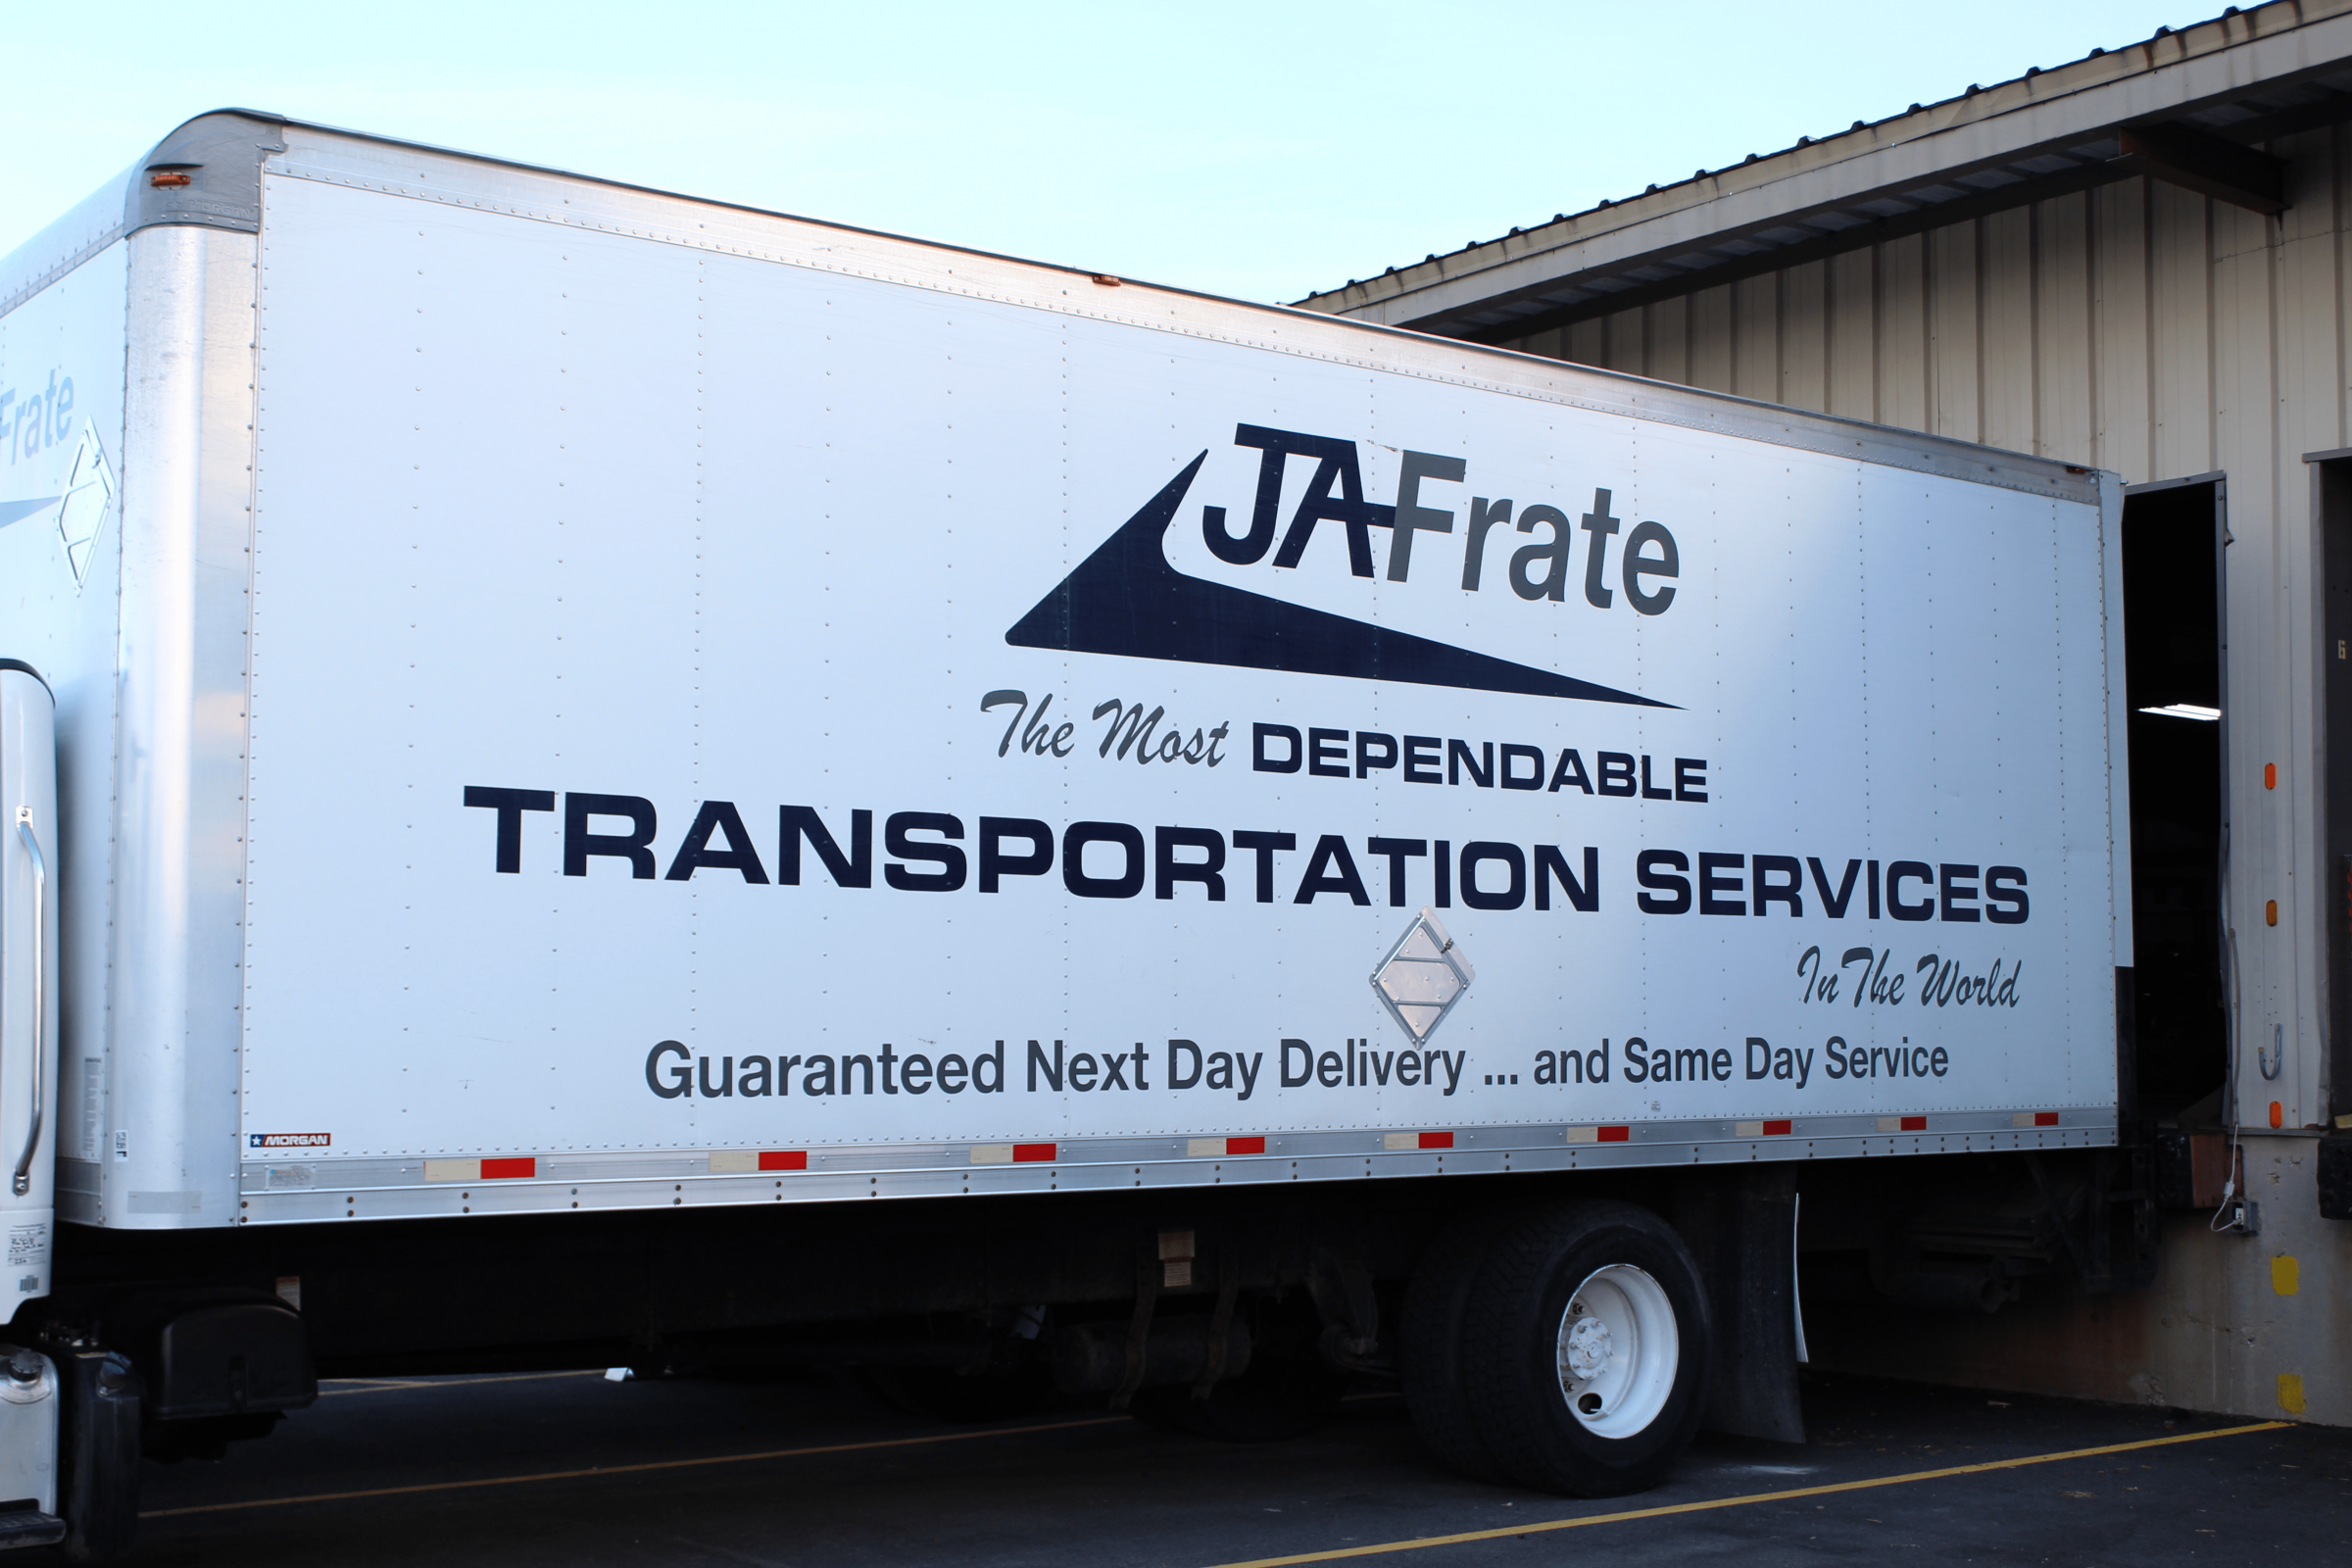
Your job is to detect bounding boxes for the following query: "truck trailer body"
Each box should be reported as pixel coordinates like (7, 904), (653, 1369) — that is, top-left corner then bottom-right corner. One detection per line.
(0, 112), (2142, 1554)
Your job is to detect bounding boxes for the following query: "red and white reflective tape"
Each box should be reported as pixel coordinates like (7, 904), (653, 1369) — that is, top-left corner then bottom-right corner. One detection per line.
(421, 1156), (536, 1182)
(709, 1150), (808, 1173)
(1185, 1136), (1268, 1157)
(969, 1142), (1057, 1165)
(373, 1110), (2078, 1191)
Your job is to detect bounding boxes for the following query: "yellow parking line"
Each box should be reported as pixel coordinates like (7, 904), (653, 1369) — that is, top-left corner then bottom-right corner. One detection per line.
(1200, 1420), (2291, 1568)
(139, 1415), (1131, 1518)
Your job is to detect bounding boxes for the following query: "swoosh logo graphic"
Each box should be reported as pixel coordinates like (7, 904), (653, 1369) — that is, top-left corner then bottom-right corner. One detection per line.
(1004, 453), (1672, 708)
(0, 497), (62, 530)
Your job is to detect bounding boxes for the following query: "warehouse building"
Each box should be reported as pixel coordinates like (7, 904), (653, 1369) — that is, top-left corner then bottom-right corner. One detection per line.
(1301, 0), (2352, 1424)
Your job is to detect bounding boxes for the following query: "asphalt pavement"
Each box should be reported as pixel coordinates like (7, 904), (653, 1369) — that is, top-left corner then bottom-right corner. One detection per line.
(122, 1363), (2350, 1566)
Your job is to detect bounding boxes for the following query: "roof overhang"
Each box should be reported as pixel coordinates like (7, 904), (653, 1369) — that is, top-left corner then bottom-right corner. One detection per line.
(1298, 0), (2352, 343)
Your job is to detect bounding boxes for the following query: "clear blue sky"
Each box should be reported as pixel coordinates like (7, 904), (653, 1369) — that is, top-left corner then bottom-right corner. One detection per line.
(8, 1), (2203, 304)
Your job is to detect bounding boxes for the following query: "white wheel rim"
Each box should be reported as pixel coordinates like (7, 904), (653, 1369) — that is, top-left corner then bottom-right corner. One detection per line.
(1553, 1263), (1679, 1439)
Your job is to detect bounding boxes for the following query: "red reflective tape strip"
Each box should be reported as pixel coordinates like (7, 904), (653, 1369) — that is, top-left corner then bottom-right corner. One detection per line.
(1901, 1115), (1927, 1132)
(1760, 1120), (1791, 1137)
(1419, 1132), (1453, 1151)
(479, 1157), (535, 1180)
(2034, 1111), (2060, 1126)
(1012, 1143), (1056, 1163)
(1598, 1126), (1631, 1143)
(1227, 1136), (1266, 1155)
(760, 1151), (807, 1172)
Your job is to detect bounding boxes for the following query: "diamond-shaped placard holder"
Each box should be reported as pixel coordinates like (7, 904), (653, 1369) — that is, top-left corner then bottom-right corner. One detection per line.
(54, 420), (114, 589)
(1369, 907), (1474, 1044)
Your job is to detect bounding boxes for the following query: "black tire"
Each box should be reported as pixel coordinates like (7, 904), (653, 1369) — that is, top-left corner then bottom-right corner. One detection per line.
(1459, 1200), (1710, 1496)
(1399, 1210), (1514, 1483)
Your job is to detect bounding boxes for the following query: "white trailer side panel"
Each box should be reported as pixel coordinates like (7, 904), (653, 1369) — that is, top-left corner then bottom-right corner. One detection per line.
(208, 138), (2120, 1224)
(0, 243), (126, 1233)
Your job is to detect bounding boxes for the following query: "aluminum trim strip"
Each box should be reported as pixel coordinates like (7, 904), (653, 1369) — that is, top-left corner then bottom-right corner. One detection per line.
(233, 1110), (2117, 1224)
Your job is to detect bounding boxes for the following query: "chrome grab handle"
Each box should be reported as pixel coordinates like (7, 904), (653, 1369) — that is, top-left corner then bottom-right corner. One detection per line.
(14, 809), (44, 1198)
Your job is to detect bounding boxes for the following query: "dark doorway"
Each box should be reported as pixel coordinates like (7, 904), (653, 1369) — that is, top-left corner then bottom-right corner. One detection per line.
(2120, 476), (2228, 1126)
(2321, 459), (2352, 1122)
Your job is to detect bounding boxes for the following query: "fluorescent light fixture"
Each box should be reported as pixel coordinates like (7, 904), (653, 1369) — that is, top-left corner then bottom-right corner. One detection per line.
(2139, 704), (2222, 721)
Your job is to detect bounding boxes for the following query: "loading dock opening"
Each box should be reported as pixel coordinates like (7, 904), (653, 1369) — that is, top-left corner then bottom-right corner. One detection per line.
(2121, 475), (2229, 1128)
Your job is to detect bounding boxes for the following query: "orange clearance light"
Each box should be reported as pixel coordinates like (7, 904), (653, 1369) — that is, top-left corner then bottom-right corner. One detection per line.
(2267, 900), (2278, 926)
(2266, 763), (2278, 789)
(2271, 1101), (2284, 1129)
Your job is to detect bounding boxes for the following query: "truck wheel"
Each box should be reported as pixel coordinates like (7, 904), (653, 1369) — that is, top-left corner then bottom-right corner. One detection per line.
(1399, 1210), (1512, 1483)
(1460, 1200), (1709, 1496)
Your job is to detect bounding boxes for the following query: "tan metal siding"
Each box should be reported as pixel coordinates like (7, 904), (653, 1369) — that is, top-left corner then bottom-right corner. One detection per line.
(1649, 290), (1687, 387)
(1827, 248), (1875, 423)
(1880, 233), (1930, 434)
(1690, 284), (1732, 394)
(1782, 260), (1828, 414)
(2090, 181), (2153, 482)
(1469, 94), (2352, 1439)
(1979, 208), (2035, 459)
(2036, 196), (2095, 473)
(1501, 165), (2352, 485)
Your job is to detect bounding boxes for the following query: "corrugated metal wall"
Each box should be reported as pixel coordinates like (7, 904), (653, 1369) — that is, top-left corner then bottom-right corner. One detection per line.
(1494, 127), (2352, 1427)
(1502, 123), (2352, 507)
(1503, 130), (2348, 1132)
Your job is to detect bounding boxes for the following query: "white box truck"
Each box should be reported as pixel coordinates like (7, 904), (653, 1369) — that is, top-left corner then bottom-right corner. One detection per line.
(0, 113), (2149, 1556)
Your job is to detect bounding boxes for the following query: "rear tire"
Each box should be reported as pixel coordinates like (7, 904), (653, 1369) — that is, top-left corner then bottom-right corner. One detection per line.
(1399, 1210), (1513, 1483)
(1459, 1200), (1709, 1496)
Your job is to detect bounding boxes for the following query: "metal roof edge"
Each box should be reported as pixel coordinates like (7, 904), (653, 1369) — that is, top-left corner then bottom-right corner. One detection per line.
(1298, 0), (2352, 327)
(1, 110), (286, 318)
(0, 168), (134, 318)
(7, 104), (1250, 325)
(226, 115), (2120, 502)
(256, 114), (1264, 309)
(0, 106), (2108, 508)
(128, 112), (289, 238)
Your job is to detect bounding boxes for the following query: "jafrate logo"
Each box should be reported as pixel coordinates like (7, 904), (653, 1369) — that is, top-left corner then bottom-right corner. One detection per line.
(1006, 424), (1680, 708)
